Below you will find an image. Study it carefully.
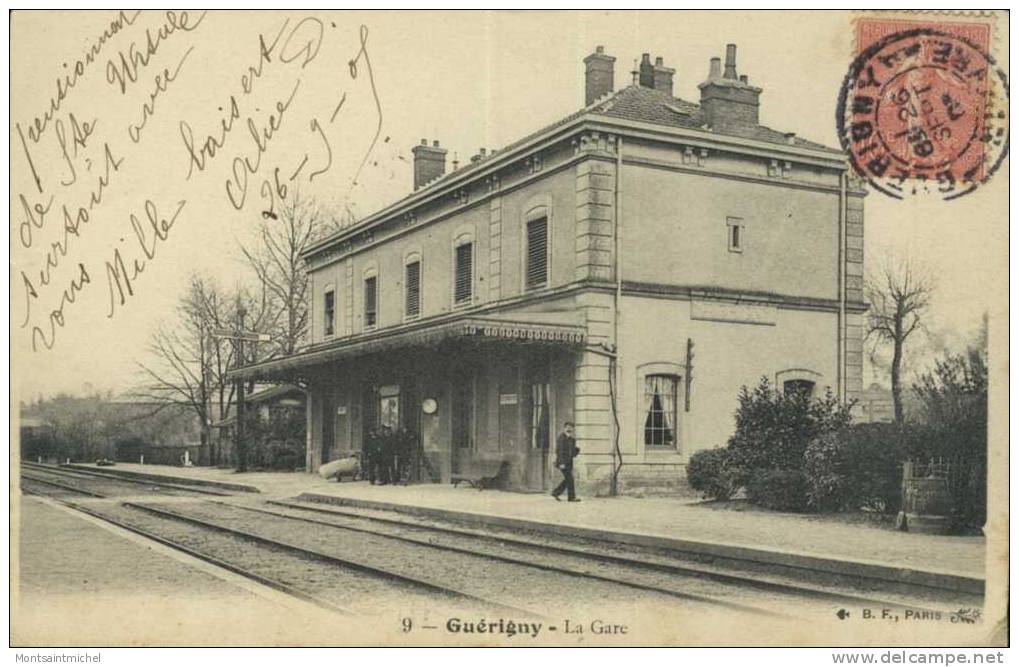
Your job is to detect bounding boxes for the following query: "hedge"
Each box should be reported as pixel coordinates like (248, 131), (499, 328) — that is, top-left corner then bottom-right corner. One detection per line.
(686, 448), (739, 501)
(745, 469), (808, 512)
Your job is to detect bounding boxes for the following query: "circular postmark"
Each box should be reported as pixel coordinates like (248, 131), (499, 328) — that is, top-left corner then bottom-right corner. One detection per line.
(837, 27), (1009, 200)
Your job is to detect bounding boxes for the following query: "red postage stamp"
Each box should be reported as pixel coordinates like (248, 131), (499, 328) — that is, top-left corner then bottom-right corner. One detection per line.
(838, 17), (1008, 200)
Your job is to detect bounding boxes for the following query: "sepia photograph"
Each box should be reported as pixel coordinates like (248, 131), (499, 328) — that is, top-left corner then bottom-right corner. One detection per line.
(9, 9), (1009, 651)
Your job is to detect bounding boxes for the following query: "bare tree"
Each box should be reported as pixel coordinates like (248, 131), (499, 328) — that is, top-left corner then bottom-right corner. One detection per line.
(135, 274), (236, 463)
(240, 192), (337, 358)
(865, 258), (934, 424)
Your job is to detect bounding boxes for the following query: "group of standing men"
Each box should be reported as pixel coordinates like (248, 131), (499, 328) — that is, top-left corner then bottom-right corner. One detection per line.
(359, 421), (580, 499)
(363, 426), (415, 485)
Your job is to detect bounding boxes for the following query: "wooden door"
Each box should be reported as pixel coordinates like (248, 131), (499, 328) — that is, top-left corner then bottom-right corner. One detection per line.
(527, 381), (552, 490)
(321, 394), (335, 464)
(451, 375), (473, 475)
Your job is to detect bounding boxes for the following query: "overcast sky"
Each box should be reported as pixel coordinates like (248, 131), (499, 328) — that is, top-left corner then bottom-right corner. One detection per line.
(11, 10), (1007, 401)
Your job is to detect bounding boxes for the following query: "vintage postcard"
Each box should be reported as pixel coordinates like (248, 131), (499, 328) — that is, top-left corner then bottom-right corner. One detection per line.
(9, 10), (1008, 649)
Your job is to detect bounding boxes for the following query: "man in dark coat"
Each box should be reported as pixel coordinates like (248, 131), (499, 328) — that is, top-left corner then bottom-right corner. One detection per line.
(552, 421), (580, 502)
(377, 425), (395, 485)
(364, 428), (379, 484)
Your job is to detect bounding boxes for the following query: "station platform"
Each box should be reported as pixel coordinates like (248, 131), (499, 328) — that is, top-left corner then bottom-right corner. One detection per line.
(45, 462), (987, 583)
(14, 495), (341, 646)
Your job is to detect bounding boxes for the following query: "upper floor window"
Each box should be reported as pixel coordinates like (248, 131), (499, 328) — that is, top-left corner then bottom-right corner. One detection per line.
(454, 240), (473, 306)
(405, 258), (421, 319)
(644, 374), (678, 448)
(323, 289), (335, 337)
(727, 217), (744, 253)
(525, 215), (549, 289)
(364, 275), (378, 329)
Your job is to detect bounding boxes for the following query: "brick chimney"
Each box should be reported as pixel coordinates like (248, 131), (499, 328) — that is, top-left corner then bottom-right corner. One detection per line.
(698, 44), (762, 132)
(653, 56), (675, 97)
(638, 53), (654, 88)
(584, 45), (615, 105)
(412, 139), (447, 190)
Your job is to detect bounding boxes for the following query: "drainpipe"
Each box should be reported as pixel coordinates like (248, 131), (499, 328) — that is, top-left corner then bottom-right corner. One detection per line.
(837, 171), (848, 403)
(585, 344), (620, 494)
(610, 135), (624, 496)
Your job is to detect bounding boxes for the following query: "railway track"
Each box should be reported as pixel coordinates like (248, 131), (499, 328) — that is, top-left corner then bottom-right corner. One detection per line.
(127, 498), (787, 619)
(20, 476), (104, 499)
(20, 468), (186, 498)
(19, 466), (978, 624)
(246, 498), (976, 616)
(21, 462), (232, 497)
(19, 471), (543, 619)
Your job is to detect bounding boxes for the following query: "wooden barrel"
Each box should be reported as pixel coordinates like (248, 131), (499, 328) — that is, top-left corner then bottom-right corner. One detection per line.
(897, 462), (953, 534)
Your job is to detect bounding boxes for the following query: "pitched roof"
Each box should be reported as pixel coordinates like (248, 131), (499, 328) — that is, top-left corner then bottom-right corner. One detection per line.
(436, 85), (839, 188)
(406, 85), (838, 200)
(591, 85), (836, 152)
(309, 84), (840, 254)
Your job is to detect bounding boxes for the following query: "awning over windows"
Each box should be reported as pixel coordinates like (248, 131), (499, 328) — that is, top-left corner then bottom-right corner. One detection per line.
(229, 311), (587, 382)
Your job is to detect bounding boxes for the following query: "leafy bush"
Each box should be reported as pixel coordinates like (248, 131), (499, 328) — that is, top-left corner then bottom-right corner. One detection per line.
(745, 469), (808, 512)
(804, 432), (848, 512)
(909, 345), (988, 530)
(841, 423), (904, 512)
(265, 442), (303, 470)
(805, 424), (903, 512)
(727, 378), (853, 484)
(686, 448), (740, 500)
(247, 407), (307, 470)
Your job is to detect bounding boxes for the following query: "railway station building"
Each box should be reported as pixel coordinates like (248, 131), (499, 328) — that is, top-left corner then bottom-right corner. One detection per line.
(235, 44), (867, 495)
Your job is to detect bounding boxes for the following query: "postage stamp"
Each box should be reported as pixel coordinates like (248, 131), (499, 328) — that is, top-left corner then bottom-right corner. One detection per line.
(838, 17), (1009, 200)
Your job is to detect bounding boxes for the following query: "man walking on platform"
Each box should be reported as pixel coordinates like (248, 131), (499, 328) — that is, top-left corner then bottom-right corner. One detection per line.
(552, 421), (580, 502)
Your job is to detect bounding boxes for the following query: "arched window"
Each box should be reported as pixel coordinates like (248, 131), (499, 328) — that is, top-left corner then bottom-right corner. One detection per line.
(362, 265), (378, 331)
(323, 287), (336, 337)
(452, 230), (474, 307)
(525, 206), (550, 290)
(404, 250), (422, 320)
(783, 379), (815, 398)
(644, 374), (679, 448)
(522, 195), (552, 292)
(775, 369), (823, 399)
(637, 362), (684, 451)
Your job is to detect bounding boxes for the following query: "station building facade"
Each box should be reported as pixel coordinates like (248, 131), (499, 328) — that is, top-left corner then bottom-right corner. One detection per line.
(236, 44), (867, 495)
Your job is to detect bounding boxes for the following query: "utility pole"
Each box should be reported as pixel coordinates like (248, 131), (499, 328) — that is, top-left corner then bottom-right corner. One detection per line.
(685, 338), (694, 412)
(212, 302), (270, 473)
(235, 303), (248, 472)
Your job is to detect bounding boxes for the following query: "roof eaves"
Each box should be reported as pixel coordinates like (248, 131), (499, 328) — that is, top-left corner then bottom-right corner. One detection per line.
(586, 114), (848, 165)
(303, 88), (636, 259)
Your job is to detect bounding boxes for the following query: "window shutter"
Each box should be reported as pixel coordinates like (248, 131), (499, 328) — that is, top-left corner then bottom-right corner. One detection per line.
(526, 216), (548, 289)
(364, 276), (377, 327)
(405, 261), (421, 318)
(324, 291), (335, 336)
(454, 243), (473, 304)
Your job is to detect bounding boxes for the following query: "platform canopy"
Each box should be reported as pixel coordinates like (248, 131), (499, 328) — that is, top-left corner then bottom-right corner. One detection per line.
(229, 311), (588, 382)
